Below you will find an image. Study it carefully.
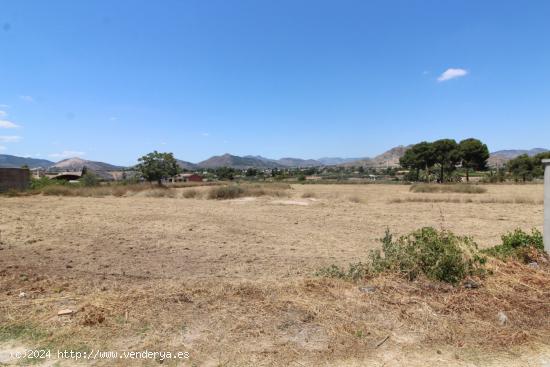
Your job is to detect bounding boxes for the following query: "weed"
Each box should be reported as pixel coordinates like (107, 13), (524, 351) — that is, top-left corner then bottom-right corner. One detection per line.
(483, 228), (544, 262)
(318, 227), (486, 284)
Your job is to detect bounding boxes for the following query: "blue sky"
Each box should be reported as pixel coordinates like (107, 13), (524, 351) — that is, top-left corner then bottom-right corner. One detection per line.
(1, 0), (549, 165)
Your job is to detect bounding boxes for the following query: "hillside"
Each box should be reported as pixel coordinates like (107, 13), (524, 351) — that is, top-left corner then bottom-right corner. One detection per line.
(0, 154), (55, 169)
(341, 145), (411, 168)
(488, 148), (549, 167)
(198, 154), (279, 169)
(276, 158), (321, 167)
(318, 157), (364, 165)
(177, 159), (199, 171)
(48, 157), (125, 172)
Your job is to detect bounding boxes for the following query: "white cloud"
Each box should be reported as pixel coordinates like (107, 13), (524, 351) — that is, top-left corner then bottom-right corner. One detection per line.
(437, 68), (468, 82)
(19, 95), (34, 102)
(49, 150), (86, 158)
(201, 132), (210, 137)
(0, 120), (19, 128)
(0, 110), (6, 118)
(109, 116), (118, 121)
(0, 135), (22, 143)
(0, 145), (6, 151)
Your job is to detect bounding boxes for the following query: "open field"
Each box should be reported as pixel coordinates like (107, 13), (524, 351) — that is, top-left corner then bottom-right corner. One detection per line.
(1, 184), (549, 366)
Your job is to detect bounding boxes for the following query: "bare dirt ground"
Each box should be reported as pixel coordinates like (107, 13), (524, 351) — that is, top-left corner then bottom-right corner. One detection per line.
(0, 184), (548, 366)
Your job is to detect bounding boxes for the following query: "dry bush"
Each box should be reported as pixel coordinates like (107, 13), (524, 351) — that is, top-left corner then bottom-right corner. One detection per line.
(143, 188), (178, 198)
(182, 188), (201, 199)
(411, 184), (487, 194)
(207, 184), (289, 200)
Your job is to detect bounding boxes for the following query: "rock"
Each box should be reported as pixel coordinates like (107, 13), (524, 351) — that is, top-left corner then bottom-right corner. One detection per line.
(528, 262), (539, 269)
(359, 286), (377, 294)
(463, 280), (480, 289)
(497, 311), (508, 326)
(58, 309), (75, 316)
(18, 292), (27, 298)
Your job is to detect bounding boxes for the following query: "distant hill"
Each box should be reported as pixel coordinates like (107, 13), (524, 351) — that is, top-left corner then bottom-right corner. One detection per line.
(488, 148), (549, 167)
(341, 145), (411, 168)
(198, 154), (279, 169)
(48, 157), (125, 172)
(176, 159), (199, 171)
(277, 158), (321, 167)
(318, 157), (364, 165)
(0, 154), (55, 169)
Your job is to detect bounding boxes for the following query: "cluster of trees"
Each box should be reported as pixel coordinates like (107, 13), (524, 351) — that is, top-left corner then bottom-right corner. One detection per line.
(400, 138), (490, 183)
(507, 152), (550, 182)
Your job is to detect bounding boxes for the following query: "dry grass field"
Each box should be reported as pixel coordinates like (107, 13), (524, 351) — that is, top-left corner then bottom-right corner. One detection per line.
(1, 183), (549, 366)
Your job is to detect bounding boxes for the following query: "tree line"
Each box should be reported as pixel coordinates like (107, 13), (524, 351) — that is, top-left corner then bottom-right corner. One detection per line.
(507, 152), (550, 182)
(399, 138), (489, 183)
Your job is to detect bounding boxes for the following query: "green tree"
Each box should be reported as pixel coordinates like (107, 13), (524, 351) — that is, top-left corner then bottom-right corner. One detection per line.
(245, 168), (258, 177)
(533, 152), (550, 177)
(399, 142), (435, 182)
(507, 154), (534, 182)
(216, 167), (235, 180)
(459, 138), (490, 182)
(432, 139), (462, 183)
(137, 151), (180, 185)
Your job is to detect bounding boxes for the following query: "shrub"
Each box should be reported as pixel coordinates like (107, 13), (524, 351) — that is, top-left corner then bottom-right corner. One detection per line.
(207, 185), (245, 200)
(30, 177), (64, 190)
(207, 184), (290, 200)
(370, 228), (486, 284)
(410, 184), (486, 194)
(182, 189), (200, 199)
(144, 188), (177, 198)
(301, 191), (316, 198)
(318, 227), (486, 284)
(80, 172), (100, 187)
(41, 185), (76, 196)
(483, 228), (544, 262)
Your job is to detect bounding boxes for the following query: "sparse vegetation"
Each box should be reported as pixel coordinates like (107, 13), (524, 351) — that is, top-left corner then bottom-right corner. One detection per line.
(318, 227), (486, 284)
(410, 183), (487, 194)
(301, 191), (316, 198)
(182, 188), (200, 199)
(390, 196), (542, 205)
(483, 228), (545, 262)
(207, 184), (290, 200)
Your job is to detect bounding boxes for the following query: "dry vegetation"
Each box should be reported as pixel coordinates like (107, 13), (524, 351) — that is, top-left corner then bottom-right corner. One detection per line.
(0, 183), (548, 366)
(410, 183), (487, 194)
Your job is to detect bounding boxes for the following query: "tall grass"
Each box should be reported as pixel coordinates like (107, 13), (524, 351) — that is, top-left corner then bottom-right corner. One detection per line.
(207, 183), (290, 200)
(410, 184), (487, 194)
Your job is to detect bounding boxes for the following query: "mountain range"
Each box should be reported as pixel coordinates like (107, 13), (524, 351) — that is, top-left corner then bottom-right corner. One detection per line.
(1, 146), (548, 171)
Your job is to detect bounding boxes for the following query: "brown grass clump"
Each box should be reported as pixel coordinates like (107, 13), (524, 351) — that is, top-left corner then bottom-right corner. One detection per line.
(207, 184), (290, 200)
(182, 188), (201, 199)
(411, 184), (487, 194)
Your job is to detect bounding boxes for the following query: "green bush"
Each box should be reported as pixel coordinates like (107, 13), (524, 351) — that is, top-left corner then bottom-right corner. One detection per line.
(371, 228), (486, 283)
(80, 172), (100, 187)
(318, 227), (486, 284)
(483, 228), (543, 261)
(30, 177), (64, 190)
